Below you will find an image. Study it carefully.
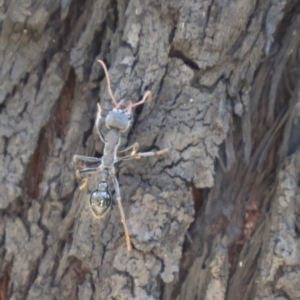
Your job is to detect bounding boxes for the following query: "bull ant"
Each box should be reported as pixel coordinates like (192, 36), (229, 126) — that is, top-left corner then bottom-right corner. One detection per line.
(73, 60), (168, 251)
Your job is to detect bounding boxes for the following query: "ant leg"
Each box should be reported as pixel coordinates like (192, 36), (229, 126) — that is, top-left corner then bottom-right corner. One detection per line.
(75, 167), (101, 190)
(73, 155), (101, 170)
(73, 155), (102, 164)
(118, 148), (168, 161)
(73, 156), (101, 164)
(77, 167), (101, 174)
(95, 103), (105, 144)
(75, 170), (89, 190)
(118, 142), (139, 155)
(111, 175), (132, 251)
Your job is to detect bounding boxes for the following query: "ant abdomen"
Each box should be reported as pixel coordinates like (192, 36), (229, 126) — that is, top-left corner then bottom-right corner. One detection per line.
(90, 181), (111, 217)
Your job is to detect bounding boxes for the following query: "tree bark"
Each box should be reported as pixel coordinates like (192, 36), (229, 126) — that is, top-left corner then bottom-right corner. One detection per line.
(1, 0), (300, 299)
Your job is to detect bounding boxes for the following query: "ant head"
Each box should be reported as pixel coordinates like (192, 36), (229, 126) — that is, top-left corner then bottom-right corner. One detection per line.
(105, 100), (132, 132)
(97, 60), (152, 132)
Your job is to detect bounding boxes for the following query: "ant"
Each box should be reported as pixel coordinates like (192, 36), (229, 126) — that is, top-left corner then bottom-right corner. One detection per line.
(73, 60), (168, 251)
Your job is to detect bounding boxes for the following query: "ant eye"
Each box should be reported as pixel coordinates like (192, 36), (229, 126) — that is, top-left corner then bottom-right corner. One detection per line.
(127, 114), (132, 120)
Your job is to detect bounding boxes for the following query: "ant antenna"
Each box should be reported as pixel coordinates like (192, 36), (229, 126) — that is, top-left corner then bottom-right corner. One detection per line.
(131, 91), (152, 107)
(98, 60), (118, 107)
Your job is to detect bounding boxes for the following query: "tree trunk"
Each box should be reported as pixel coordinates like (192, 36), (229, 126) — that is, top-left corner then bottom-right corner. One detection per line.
(1, 0), (300, 299)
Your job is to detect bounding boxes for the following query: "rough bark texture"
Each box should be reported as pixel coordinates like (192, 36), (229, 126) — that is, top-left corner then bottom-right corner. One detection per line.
(1, 0), (300, 299)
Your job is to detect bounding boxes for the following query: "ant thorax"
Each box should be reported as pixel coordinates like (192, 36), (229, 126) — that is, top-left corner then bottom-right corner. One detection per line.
(105, 109), (132, 132)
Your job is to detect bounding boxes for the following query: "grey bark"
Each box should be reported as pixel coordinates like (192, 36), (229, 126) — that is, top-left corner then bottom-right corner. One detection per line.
(0, 0), (300, 299)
